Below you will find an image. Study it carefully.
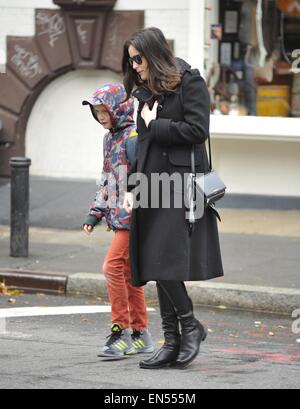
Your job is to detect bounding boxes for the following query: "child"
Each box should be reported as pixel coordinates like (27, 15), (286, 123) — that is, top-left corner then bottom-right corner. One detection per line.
(82, 83), (154, 357)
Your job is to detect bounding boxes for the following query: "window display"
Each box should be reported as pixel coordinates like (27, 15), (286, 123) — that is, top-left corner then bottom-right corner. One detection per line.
(206, 0), (300, 117)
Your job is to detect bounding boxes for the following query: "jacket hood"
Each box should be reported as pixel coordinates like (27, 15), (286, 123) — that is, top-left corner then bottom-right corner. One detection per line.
(82, 83), (134, 132)
(175, 57), (191, 74)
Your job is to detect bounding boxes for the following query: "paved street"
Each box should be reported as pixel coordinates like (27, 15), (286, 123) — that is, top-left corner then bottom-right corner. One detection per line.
(0, 293), (299, 390)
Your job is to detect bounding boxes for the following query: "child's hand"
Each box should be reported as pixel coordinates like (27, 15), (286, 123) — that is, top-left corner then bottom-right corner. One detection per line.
(83, 224), (94, 235)
(123, 192), (134, 214)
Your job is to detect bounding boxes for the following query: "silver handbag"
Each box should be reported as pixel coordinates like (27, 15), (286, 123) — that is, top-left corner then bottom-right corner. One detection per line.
(188, 139), (226, 232)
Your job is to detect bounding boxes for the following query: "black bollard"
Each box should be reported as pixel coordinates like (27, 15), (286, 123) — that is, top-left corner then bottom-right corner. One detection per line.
(10, 157), (31, 258)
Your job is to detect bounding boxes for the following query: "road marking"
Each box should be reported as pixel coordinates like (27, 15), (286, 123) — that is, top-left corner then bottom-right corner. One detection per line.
(0, 306), (156, 319)
(0, 317), (6, 332)
(0, 317), (32, 338)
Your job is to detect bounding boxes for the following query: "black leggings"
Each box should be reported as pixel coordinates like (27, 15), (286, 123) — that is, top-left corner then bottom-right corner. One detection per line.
(157, 281), (193, 315)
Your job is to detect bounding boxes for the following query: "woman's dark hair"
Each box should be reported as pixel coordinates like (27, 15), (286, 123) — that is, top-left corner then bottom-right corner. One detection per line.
(122, 27), (182, 99)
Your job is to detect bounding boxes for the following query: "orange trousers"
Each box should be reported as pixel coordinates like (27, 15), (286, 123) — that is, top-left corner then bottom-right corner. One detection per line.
(102, 230), (148, 331)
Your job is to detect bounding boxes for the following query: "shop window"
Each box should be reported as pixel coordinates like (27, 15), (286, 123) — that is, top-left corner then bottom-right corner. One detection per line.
(206, 0), (300, 117)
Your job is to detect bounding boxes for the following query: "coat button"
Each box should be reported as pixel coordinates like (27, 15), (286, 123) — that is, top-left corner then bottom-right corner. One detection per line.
(162, 152), (167, 157)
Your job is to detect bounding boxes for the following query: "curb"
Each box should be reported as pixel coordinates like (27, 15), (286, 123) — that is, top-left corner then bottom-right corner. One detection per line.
(1, 270), (299, 315)
(67, 272), (300, 315)
(184, 282), (300, 315)
(0, 270), (67, 295)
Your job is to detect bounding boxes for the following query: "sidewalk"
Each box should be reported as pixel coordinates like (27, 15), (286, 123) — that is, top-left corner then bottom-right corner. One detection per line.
(0, 177), (300, 314)
(1, 208), (300, 314)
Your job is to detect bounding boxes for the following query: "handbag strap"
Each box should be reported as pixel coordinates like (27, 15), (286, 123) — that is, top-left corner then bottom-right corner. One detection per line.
(178, 69), (213, 174)
(191, 135), (213, 175)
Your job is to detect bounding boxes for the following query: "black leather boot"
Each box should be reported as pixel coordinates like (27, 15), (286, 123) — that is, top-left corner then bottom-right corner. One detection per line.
(174, 311), (207, 369)
(155, 281), (207, 370)
(139, 283), (181, 370)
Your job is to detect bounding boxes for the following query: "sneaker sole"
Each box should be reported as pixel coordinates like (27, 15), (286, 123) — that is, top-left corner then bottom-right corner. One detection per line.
(97, 353), (132, 361)
(135, 346), (155, 354)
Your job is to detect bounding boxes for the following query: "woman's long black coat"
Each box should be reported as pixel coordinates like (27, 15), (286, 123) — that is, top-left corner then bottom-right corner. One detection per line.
(128, 60), (224, 287)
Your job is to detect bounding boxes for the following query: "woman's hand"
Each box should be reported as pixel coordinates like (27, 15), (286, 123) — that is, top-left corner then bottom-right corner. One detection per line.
(123, 192), (134, 214)
(141, 101), (159, 128)
(83, 224), (94, 235)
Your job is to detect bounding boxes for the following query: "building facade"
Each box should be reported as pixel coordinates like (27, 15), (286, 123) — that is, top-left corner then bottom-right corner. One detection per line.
(0, 0), (299, 200)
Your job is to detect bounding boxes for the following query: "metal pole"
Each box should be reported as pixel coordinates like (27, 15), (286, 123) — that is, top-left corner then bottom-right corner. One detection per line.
(10, 157), (31, 258)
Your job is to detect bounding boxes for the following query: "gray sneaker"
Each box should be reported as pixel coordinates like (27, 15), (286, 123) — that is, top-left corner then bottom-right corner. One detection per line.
(101, 324), (135, 357)
(130, 329), (155, 354)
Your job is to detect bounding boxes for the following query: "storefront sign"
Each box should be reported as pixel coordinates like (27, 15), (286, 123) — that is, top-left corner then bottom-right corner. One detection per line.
(224, 10), (239, 34)
(220, 43), (232, 66)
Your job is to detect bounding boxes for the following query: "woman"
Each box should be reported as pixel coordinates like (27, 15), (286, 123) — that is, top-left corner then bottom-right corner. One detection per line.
(122, 27), (224, 370)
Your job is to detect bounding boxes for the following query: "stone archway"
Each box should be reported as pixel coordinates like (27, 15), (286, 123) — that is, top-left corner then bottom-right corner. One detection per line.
(0, 0), (144, 176)
(26, 69), (122, 179)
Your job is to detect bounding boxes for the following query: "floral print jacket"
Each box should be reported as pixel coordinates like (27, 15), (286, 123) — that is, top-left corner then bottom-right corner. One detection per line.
(83, 83), (136, 231)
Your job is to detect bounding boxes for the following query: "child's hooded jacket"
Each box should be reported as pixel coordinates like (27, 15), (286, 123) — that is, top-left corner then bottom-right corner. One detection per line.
(83, 83), (136, 231)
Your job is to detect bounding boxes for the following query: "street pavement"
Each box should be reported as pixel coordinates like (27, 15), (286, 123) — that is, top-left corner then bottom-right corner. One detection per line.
(1, 225), (300, 289)
(0, 293), (299, 390)
(0, 176), (300, 314)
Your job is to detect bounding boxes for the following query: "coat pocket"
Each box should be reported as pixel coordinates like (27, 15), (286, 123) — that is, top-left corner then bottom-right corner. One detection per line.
(168, 145), (203, 167)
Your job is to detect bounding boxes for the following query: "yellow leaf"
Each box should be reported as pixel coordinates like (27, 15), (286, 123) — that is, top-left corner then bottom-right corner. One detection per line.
(7, 289), (23, 296)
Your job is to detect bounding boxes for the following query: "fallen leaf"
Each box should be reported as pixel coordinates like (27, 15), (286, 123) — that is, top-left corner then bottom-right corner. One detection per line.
(268, 332), (275, 337)
(217, 305), (227, 310)
(8, 298), (16, 304)
(0, 282), (9, 295)
(7, 289), (23, 296)
(208, 328), (214, 333)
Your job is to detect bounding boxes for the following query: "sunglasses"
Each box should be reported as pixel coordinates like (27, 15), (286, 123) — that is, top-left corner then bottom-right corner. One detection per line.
(128, 54), (143, 67)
